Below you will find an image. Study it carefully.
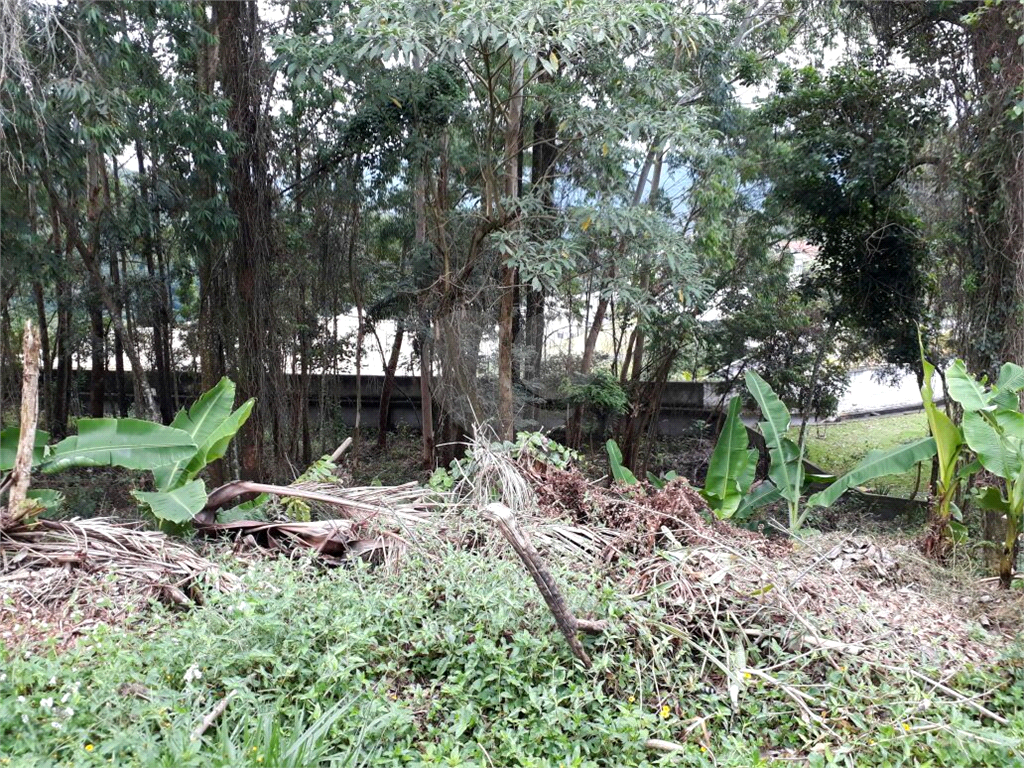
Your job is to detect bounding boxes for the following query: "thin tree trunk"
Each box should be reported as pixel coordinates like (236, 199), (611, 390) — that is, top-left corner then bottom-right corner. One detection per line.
(32, 282), (50, 421)
(414, 171), (435, 466)
(377, 320), (405, 449)
(87, 296), (105, 417)
(497, 59), (524, 441)
(419, 331), (435, 467)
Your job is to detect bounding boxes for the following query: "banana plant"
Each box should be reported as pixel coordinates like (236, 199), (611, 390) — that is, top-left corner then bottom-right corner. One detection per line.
(605, 439), (639, 485)
(802, 335), (968, 548)
(699, 396), (760, 520)
(946, 360), (1024, 587)
(135, 377), (254, 524)
(0, 378), (252, 528)
(744, 370), (809, 531)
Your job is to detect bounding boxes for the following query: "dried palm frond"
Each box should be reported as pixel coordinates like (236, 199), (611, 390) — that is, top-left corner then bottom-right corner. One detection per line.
(1, 517), (238, 598)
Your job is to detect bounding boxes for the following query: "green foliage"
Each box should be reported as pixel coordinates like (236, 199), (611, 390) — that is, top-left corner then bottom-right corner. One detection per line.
(0, 429), (49, 472)
(946, 360), (1024, 584)
(562, 370), (629, 416)
(758, 63), (940, 371)
(605, 439), (639, 486)
(282, 454), (341, 523)
(42, 420), (197, 475)
(744, 370), (808, 531)
(645, 470), (678, 490)
(1, 549), (1023, 767)
(150, 378), (255, 494)
(807, 438), (937, 509)
(429, 432), (581, 493)
(700, 396), (759, 519)
(0, 379), (252, 528)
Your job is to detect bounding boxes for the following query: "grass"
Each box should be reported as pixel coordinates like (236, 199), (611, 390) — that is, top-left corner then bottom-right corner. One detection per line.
(3, 543), (1024, 767)
(790, 412), (931, 498)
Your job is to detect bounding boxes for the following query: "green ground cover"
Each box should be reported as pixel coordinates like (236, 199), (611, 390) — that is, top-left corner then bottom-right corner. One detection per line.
(790, 412), (931, 497)
(2, 544), (1022, 768)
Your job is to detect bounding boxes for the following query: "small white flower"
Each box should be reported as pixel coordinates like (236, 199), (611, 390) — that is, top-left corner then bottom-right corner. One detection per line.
(60, 692), (70, 703)
(63, 707), (74, 717)
(17, 696), (26, 703)
(50, 721), (62, 730)
(71, 681), (81, 693)
(48, 677), (57, 686)
(21, 714), (29, 724)
(183, 665), (202, 684)
(40, 698), (54, 710)
(0, 673), (7, 682)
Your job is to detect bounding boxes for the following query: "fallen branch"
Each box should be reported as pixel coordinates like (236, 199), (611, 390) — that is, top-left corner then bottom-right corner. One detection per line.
(903, 667), (1009, 726)
(330, 437), (353, 463)
(483, 502), (595, 668)
(190, 691), (235, 741)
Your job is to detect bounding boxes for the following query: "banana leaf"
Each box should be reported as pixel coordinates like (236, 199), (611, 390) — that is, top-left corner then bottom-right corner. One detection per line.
(0, 428), (49, 472)
(43, 419), (197, 474)
(133, 480), (209, 524)
(700, 396), (758, 518)
(807, 437), (936, 508)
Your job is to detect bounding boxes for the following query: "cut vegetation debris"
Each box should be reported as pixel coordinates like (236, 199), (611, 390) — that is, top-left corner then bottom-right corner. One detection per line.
(2, 436), (1023, 765)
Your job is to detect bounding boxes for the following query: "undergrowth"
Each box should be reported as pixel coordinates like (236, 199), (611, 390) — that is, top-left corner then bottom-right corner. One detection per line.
(1, 546), (1022, 767)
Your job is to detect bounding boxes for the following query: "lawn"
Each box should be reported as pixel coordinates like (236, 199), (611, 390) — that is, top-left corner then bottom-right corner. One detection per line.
(790, 412), (931, 497)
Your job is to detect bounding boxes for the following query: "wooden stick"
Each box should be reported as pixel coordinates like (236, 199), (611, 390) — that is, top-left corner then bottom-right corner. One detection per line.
(330, 437), (353, 463)
(645, 738), (687, 753)
(190, 692), (235, 741)
(483, 502), (593, 668)
(4, 321), (41, 528)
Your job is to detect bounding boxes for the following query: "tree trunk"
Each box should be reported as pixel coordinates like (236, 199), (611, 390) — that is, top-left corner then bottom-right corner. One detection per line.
(412, 167), (436, 466)
(32, 282), (50, 421)
(87, 296), (105, 417)
(419, 330), (435, 467)
(377, 320), (405, 449)
(217, 0), (286, 481)
(497, 59), (524, 441)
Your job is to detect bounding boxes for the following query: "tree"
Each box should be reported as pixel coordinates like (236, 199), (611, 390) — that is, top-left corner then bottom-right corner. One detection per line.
(755, 63), (941, 376)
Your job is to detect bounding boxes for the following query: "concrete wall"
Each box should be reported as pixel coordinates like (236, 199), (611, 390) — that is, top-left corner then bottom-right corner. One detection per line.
(75, 370), (712, 436)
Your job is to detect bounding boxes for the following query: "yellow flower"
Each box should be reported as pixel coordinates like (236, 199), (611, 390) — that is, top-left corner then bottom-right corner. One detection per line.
(659, 704), (671, 719)
(256, 757), (264, 763)
(700, 746), (707, 753)
(903, 723), (911, 732)
(627, 695), (635, 703)
(743, 672), (752, 680)
(84, 745), (94, 752)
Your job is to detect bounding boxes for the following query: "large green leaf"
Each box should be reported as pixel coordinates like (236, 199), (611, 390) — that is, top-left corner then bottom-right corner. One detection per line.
(767, 437), (804, 504)
(700, 396), (758, 518)
(43, 419), (197, 474)
(606, 439), (638, 485)
(733, 482), (783, 520)
(946, 360), (993, 412)
(153, 378), (239, 490)
(972, 486), (1009, 514)
(184, 398), (255, 479)
(133, 480), (208, 524)
(919, 346), (962, 486)
(808, 437), (937, 508)
(0, 428), (50, 472)
(995, 362), (1024, 394)
(744, 370), (791, 450)
(962, 411), (1023, 480)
